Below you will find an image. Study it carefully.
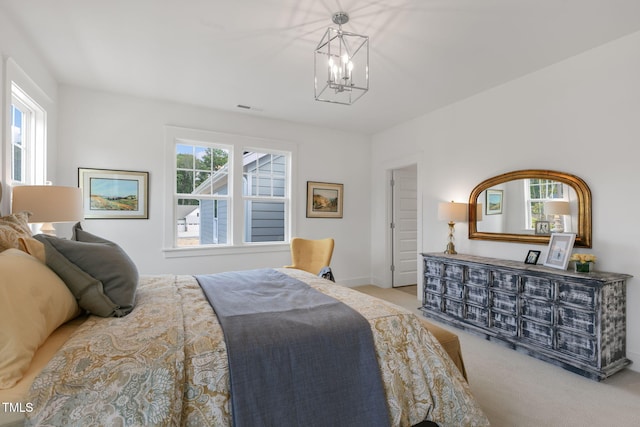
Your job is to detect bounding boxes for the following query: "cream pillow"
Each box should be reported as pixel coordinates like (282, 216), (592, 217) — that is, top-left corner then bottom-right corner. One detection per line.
(0, 249), (80, 389)
(0, 211), (32, 251)
(18, 236), (46, 263)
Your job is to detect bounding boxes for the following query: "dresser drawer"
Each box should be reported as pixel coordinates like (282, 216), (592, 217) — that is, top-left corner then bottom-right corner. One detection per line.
(424, 260), (443, 276)
(466, 304), (488, 326)
(491, 312), (517, 336)
(557, 306), (596, 335)
(443, 264), (464, 281)
(557, 330), (596, 362)
(444, 281), (464, 299)
(558, 282), (596, 309)
(423, 292), (442, 311)
(424, 276), (443, 293)
(491, 290), (517, 314)
(466, 266), (489, 286)
(521, 298), (553, 324)
(522, 276), (553, 299)
(444, 298), (464, 318)
(491, 270), (518, 291)
(522, 320), (553, 347)
(465, 285), (488, 305)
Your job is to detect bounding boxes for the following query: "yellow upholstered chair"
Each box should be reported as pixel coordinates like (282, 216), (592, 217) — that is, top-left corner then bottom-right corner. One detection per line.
(285, 237), (334, 275)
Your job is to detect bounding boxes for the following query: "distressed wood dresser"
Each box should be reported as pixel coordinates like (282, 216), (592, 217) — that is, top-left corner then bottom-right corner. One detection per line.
(421, 253), (632, 380)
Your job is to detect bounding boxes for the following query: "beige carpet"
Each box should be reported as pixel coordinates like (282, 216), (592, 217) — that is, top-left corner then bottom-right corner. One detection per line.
(354, 285), (640, 427)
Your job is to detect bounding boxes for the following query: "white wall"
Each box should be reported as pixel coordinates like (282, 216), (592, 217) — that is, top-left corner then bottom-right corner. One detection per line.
(56, 86), (372, 285)
(371, 30), (640, 371)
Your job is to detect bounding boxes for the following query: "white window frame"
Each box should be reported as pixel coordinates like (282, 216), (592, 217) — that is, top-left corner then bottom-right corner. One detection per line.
(523, 179), (569, 230)
(164, 126), (296, 257)
(2, 58), (51, 216)
(242, 149), (289, 243)
(175, 141), (233, 246)
(9, 82), (47, 186)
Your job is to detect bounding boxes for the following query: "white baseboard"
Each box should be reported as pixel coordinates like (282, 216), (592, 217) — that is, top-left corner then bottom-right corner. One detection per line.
(626, 350), (639, 372)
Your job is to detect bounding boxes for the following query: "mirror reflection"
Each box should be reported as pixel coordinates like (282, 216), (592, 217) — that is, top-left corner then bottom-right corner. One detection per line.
(475, 179), (578, 235)
(468, 170), (592, 247)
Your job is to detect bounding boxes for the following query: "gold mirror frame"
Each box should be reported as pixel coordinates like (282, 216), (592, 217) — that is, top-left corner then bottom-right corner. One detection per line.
(468, 170), (592, 248)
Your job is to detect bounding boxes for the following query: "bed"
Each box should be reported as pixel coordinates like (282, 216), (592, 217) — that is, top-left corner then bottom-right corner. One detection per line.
(0, 213), (489, 427)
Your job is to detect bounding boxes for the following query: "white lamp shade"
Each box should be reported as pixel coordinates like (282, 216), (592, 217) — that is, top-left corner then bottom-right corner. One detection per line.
(12, 185), (83, 223)
(438, 201), (468, 222)
(546, 201), (570, 215)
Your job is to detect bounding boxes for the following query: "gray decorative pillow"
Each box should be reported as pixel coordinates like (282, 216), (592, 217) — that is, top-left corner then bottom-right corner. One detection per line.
(34, 224), (138, 317)
(35, 237), (117, 317)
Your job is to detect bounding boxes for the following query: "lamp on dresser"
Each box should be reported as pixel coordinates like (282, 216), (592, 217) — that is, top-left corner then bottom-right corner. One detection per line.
(11, 185), (83, 236)
(438, 201), (467, 254)
(545, 200), (570, 233)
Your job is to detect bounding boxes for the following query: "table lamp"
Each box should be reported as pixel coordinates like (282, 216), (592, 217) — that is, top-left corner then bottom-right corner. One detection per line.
(545, 201), (570, 233)
(12, 185), (83, 236)
(438, 201), (468, 254)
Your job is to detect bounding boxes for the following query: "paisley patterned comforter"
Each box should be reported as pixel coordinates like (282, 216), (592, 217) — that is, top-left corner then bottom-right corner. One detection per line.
(26, 269), (489, 427)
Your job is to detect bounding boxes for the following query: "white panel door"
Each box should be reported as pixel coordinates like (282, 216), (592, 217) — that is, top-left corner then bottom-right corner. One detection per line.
(392, 165), (417, 287)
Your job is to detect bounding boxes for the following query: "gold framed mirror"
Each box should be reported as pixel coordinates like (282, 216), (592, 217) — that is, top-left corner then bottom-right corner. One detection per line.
(468, 170), (592, 247)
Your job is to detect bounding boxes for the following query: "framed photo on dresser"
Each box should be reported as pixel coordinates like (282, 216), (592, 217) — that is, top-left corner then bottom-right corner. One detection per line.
(524, 250), (541, 265)
(535, 221), (551, 235)
(543, 233), (576, 270)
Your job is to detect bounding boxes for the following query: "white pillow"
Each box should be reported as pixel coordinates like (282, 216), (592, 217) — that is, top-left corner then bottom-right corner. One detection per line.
(0, 249), (80, 389)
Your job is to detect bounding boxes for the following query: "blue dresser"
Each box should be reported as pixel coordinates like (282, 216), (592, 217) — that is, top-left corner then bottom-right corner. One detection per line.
(421, 253), (632, 380)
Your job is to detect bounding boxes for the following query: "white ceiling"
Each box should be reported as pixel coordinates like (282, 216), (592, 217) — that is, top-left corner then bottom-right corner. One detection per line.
(3, 0), (640, 134)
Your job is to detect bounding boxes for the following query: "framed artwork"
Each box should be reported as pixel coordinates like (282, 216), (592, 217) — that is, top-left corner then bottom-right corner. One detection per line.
(524, 250), (541, 265)
(78, 168), (149, 219)
(485, 189), (503, 215)
(543, 233), (576, 270)
(535, 220), (551, 235)
(306, 181), (343, 218)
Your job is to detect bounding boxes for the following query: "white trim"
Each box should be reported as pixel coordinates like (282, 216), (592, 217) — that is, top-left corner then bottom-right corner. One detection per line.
(379, 153), (424, 289)
(162, 242), (290, 258)
(3, 58), (50, 187)
(627, 350), (640, 373)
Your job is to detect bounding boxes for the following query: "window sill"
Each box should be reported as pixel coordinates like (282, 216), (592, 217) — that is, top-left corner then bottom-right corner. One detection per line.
(163, 242), (290, 258)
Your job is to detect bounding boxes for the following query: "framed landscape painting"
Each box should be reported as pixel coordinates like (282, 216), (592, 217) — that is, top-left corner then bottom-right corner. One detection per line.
(306, 181), (343, 218)
(78, 168), (149, 219)
(485, 189), (503, 215)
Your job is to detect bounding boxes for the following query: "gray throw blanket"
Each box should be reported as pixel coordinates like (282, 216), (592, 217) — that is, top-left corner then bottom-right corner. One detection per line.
(196, 269), (391, 427)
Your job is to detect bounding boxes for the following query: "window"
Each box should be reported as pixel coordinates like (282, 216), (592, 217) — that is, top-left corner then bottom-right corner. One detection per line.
(524, 179), (566, 229)
(175, 143), (231, 247)
(11, 103), (26, 182)
(243, 151), (287, 242)
(166, 127), (293, 251)
(10, 82), (46, 185)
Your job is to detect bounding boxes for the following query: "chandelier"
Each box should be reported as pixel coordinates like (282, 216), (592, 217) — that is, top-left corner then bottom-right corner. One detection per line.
(314, 12), (369, 105)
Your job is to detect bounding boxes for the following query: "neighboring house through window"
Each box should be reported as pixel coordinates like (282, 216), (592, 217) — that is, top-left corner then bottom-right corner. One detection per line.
(243, 151), (287, 243)
(165, 127), (294, 252)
